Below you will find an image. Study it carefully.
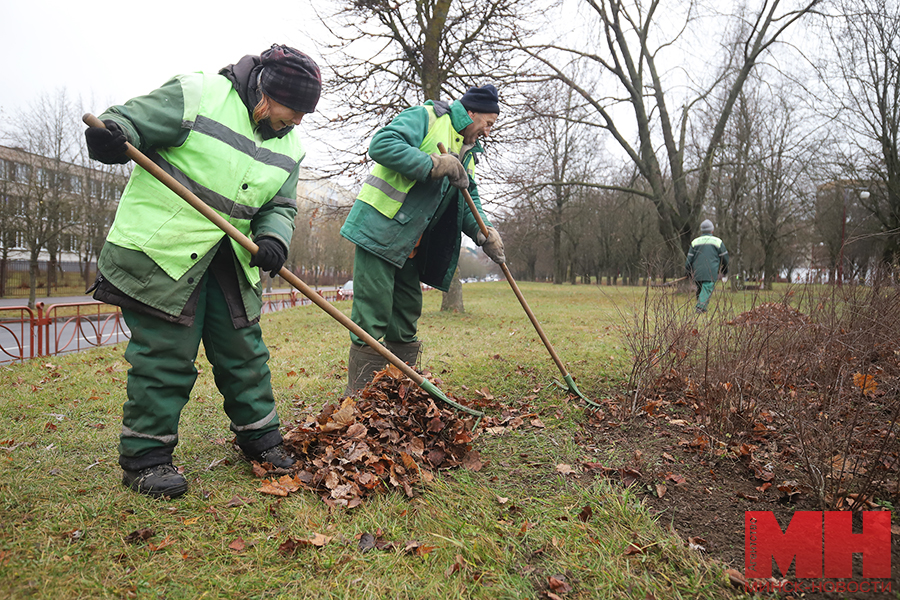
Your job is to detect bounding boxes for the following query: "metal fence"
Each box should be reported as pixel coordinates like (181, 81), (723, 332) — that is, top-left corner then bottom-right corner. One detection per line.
(0, 288), (353, 365)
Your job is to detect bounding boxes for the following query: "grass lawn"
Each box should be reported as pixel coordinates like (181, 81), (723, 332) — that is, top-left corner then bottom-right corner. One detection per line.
(0, 282), (755, 599)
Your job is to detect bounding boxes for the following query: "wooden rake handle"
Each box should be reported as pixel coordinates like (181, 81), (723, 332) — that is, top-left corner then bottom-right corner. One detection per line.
(436, 142), (570, 377)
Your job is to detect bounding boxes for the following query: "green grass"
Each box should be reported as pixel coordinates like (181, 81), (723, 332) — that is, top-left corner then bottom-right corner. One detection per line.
(0, 282), (755, 599)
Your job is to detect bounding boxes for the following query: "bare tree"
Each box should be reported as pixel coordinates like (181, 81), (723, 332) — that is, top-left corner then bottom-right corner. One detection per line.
(499, 82), (600, 284)
(828, 0), (900, 263)
(4, 90), (84, 308)
(513, 0), (823, 267)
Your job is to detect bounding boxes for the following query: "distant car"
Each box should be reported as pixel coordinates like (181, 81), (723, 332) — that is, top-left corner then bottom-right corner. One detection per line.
(338, 280), (353, 299)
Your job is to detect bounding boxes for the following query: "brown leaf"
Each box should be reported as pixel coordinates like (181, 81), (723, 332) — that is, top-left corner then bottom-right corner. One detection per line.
(655, 484), (667, 498)
(725, 568), (747, 588)
(661, 452), (675, 462)
(445, 554), (465, 576)
(555, 463), (575, 475)
(577, 505), (592, 522)
(228, 538), (246, 552)
(309, 533), (332, 547)
(123, 528), (154, 544)
(624, 543), (643, 555)
(278, 538), (307, 556)
(148, 535), (174, 552)
(225, 495), (254, 508)
(664, 473), (686, 485)
(257, 480), (289, 497)
(548, 575), (572, 593)
(531, 418), (546, 429)
(462, 451), (483, 472)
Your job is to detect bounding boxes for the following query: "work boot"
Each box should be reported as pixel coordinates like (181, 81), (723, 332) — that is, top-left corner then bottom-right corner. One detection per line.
(122, 463), (188, 499)
(245, 444), (295, 469)
(346, 343), (388, 395)
(385, 340), (422, 368)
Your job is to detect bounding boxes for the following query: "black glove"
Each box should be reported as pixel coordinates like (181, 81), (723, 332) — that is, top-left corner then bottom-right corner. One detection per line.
(85, 120), (130, 164)
(249, 237), (288, 277)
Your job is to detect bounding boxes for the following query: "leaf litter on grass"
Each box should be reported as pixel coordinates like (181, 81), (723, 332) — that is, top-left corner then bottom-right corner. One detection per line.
(254, 364), (530, 508)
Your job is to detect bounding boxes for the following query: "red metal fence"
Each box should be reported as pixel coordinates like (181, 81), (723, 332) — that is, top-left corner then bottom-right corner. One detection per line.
(0, 288), (353, 365)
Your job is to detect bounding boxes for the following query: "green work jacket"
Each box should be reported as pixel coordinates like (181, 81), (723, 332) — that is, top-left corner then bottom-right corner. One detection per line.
(97, 72), (303, 322)
(685, 235), (729, 282)
(339, 100), (492, 292)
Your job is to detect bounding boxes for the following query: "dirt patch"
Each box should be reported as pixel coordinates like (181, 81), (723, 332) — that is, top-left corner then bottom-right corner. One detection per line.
(576, 407), (899, 599)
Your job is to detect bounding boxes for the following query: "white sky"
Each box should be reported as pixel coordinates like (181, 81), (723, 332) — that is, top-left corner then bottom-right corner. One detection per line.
(0, 0), (331, 167)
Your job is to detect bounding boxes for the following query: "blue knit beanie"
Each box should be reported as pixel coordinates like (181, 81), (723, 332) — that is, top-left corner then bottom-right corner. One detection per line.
(459, 84), (500, 114)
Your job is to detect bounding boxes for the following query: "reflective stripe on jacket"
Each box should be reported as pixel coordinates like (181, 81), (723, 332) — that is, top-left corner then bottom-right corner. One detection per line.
(106, 72), (304, 288)
(356, 104), (465, 219)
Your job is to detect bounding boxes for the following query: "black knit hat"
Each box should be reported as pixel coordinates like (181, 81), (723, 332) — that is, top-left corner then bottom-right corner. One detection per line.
(258, 45), (322, 113)
(459, 84), (500, 114)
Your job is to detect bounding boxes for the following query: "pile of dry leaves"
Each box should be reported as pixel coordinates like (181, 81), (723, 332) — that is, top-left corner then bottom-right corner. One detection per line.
(726, 301), (811, 327)
(252, 365), (491, 508)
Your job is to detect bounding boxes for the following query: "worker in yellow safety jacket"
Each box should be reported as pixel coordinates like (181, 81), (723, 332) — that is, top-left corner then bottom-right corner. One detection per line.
(84, 44), (321, 499)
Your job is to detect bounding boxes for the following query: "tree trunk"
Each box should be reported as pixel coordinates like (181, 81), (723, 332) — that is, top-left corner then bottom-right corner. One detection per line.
(441, 268), (464, 312)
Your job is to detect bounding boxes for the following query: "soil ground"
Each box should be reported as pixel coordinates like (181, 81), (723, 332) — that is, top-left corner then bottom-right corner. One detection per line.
(576, 406), (899, 599)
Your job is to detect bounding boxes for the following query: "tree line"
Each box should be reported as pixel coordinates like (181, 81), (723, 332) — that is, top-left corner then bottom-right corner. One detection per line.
(4, 0), (899, 308)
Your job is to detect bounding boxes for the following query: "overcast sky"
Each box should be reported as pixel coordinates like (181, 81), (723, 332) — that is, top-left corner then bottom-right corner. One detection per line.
(0, 0), (332, 166)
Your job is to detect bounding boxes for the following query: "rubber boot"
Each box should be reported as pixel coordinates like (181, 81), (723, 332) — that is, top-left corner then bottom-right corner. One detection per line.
(385, 340), (422, 368)
(346, 343), (388, 395)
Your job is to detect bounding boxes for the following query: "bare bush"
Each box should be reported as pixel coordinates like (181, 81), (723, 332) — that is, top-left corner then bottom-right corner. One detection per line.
(623, 276), (900, 509)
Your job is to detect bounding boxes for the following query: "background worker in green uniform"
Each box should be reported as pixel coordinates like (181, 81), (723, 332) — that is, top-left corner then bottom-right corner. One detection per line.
(84, 44), (322, 498)
(340, 85), (506, 394)
(685, 219), (729, 313)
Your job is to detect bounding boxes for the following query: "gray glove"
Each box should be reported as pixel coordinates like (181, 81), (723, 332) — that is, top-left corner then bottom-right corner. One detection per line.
(430, 153), (469, 190)
(476, 226), (506, 264)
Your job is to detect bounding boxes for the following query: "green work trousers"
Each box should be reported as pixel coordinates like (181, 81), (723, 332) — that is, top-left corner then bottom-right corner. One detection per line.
(118, 272), (281, 471)
(695, 280), (717, 313)
(349, 247), (422, 346)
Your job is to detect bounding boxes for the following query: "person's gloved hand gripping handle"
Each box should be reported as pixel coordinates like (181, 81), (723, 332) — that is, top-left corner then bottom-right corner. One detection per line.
(476, 226), (506, 264)
(430, 153), (469, 190)
(249, 237), (288, 277)
(84, 120), (130, 164)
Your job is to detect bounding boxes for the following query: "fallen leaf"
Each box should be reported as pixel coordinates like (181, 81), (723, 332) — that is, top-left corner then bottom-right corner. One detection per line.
(577, 505), (592, 522)
(445, 554), (465, 576)
(123, 528), (154, 544)
(148, 535), (174, 552)
(257, 480), (290, 497)
(655, 484), (667, 498)
(725, 568), (746, 588)
(228, 538), (245, 552)
(661, 452), (675, 462)
(556, 464), (575, 475)
(624, 543), (643, 555)
(225, 495), (254, 508)
(548, 574), (572, 593)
